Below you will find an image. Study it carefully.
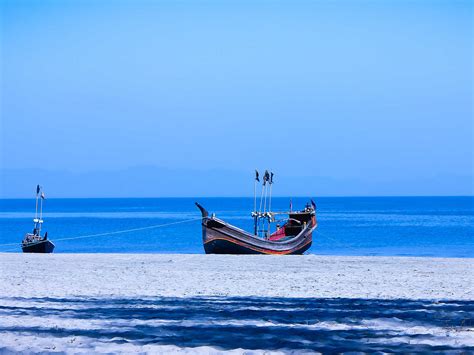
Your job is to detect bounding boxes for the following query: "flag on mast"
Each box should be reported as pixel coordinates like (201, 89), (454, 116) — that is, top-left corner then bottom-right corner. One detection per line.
(36, 185), (40, 195)
(255, 170), (260, 182)
(41, 191), (45, 200)
(263, 170), (270, 186)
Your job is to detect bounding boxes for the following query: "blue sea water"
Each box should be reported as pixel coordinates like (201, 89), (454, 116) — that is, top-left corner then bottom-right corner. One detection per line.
(0, 197), (472, 257)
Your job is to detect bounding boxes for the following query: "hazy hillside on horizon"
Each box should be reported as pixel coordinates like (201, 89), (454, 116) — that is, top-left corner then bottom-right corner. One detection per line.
(1, 167), (472, 198)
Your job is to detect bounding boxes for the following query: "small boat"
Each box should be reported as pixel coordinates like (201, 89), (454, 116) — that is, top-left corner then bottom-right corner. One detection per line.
(21, 185), (55, 253)
(196, 171), (317, 255)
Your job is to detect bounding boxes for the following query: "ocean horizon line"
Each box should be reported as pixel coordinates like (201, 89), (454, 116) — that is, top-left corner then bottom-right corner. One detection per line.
(1, 195), (473, 200)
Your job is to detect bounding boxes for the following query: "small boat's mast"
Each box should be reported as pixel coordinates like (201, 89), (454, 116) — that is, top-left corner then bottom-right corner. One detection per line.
(34, 185), (40, 221)
(33, 185), (42, 235)
(38, 190), (44, 235)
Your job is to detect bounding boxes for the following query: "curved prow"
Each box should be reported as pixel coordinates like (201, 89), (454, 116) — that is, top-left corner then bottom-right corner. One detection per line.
(195, 202), (209, 218)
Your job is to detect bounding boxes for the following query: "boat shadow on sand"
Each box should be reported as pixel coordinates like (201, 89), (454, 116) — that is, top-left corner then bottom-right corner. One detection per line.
(0, 296), (473, 353)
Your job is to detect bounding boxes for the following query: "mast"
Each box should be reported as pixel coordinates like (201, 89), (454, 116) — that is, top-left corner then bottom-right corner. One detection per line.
(254, 170), (274, 238)
(268, 172), (274, 213)
(34, 185), (40, 221)
(258, 178), (265, 213)
(263, 170), (269, 213)
(253, 170), (259, 235)
(263, 182), (267, 213)
(253, 170), (259, 214)
(38, 188), (45, 236)
(39, 194), (44, 235)
(267, 172), (274, 236)
(33, 185), (41, 235)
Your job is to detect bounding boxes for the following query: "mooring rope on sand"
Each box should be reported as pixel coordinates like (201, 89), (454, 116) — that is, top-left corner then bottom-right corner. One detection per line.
(0, 217), (203, 251)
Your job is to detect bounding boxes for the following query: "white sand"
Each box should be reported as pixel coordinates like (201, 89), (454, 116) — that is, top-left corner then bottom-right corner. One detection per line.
(1, 254), (473, 353)
(0, 253), (472, 300)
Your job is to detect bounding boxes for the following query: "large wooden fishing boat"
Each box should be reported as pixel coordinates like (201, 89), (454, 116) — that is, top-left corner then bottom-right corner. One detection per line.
(21, 185), (55, 253)
(196, 171), (317, 255)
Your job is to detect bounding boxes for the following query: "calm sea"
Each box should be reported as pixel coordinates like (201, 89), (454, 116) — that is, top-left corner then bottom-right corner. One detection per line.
(0, 197), (472, 257)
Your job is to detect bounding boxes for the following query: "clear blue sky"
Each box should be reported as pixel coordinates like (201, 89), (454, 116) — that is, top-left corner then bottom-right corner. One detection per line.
(1, 0), (472, 197)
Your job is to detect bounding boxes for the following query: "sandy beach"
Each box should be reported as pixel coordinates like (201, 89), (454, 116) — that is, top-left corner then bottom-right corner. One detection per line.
(0, 254), (473, 353)
(1, 254), (472, 300)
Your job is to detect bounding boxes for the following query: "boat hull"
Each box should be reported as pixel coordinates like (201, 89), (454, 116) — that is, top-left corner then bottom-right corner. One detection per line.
(200, 215), (315, 255)
(22, 240), (55, 253)
(204, 236), (312, 255)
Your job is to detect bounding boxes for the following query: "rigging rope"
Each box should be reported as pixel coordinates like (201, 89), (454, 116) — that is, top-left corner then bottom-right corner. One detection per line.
(0, 217), (202, 250)
(1, 217), (361, 254)
(1, 247), (19, 252)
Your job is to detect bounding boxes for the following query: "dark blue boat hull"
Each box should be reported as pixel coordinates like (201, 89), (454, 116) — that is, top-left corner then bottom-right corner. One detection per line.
(22, 240), (55, 253)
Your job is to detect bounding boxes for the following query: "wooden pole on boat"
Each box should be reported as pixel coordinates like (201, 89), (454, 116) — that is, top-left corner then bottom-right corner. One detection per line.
(268, 172), (274, 236)
(254, 170), (259, 213)
(39, 190), (45, 235)
(254, 170), (259, 235)
(39, 196), (43, 220)
(263, 170), (269, 213)
(262, 170), (270, 238)
(268, 172), (274, 213)
(254, 213), (258, 235)
(263, 183), (267, 213)
(34, 185), (40, 220)
(258, 178), (266, 236)
(258, 178), (265, 214)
